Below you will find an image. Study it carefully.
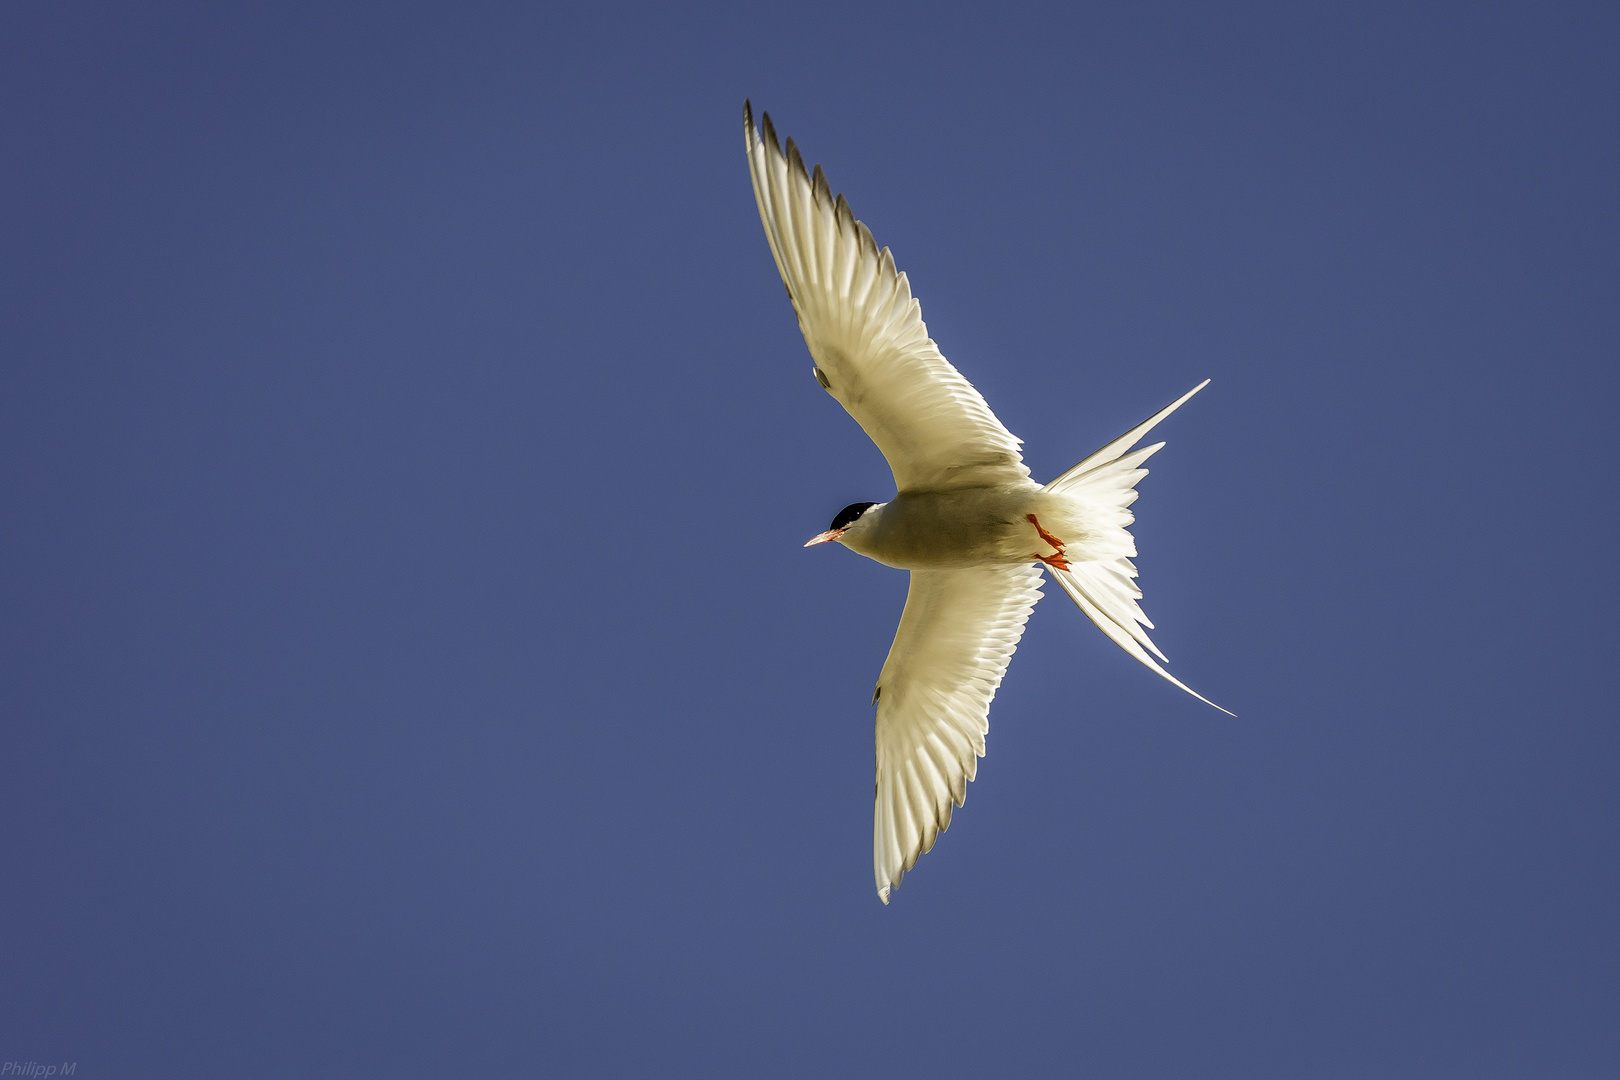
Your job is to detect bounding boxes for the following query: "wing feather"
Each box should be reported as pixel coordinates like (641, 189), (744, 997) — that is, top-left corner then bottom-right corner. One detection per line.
(745, 103), (1030, 492)
(871, 564), (1044, 903)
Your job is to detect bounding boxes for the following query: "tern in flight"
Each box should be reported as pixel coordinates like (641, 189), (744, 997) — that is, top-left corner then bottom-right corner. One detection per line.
(744, 103), (1228, 904)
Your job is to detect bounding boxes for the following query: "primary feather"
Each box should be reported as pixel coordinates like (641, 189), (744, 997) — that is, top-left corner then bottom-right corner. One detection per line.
(745, 102), (1029, 493)
(872, 563), (1045, 903)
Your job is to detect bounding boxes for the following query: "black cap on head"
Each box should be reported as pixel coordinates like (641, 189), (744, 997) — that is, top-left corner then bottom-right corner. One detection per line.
(829, 502), (877, 531)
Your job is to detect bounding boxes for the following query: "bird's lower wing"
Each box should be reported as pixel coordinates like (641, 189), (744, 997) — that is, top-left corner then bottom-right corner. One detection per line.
(872, 563), (1045, 903)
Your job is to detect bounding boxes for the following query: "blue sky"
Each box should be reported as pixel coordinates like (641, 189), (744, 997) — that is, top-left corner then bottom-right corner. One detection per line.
(3, 2), (1617, 1076)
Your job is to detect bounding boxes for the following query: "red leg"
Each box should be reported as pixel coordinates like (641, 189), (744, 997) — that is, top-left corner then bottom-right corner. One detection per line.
(1027, 514), (1067, 552)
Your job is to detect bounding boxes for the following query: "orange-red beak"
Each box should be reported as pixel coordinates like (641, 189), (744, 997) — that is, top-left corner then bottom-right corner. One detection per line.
(803, 528), (845, 547)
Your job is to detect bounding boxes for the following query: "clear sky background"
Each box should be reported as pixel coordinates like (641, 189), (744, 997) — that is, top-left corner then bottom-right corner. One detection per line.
(3, 2), (1617, 1076)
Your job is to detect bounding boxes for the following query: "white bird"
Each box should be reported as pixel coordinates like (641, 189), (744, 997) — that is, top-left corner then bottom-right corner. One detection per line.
(744, 103), (1228, 904)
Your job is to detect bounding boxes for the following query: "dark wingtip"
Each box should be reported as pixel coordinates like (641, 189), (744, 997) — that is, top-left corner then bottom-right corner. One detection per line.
(784, 136), (808, 180)
(811, 162), (833, 207)
(834, 191), (857, 235)
(760, 111), (781, 153)
(855, 217), (878, 255)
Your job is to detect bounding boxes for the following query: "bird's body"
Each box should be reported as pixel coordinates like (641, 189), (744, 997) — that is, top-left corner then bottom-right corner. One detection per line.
(838, 486), (1149, 571)
(839, 488), (1035, 569)
(744, 102), (1226, 903)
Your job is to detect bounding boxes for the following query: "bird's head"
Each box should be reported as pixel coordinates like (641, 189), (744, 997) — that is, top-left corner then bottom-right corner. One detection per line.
(804, 501), (881, 548)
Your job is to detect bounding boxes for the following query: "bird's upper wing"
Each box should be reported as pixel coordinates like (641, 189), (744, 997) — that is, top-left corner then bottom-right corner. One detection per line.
(871, 563), (1044, 903)
(744, 103), (1030, 493)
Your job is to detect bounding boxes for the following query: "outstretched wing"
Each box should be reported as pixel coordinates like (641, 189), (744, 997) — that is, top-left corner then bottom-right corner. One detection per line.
(745, 102), (1029, 493)
(872, 563), (1045, 903)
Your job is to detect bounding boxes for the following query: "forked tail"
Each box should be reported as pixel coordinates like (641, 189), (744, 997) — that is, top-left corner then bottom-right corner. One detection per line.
(1043, 380), (1233, 715)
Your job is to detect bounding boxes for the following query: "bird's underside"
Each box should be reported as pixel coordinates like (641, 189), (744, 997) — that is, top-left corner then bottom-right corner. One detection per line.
(744, 101), (1225, 904)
